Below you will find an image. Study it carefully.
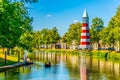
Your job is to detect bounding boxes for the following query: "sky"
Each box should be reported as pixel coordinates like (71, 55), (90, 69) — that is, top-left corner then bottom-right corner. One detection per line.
(28, 0), (120, 36)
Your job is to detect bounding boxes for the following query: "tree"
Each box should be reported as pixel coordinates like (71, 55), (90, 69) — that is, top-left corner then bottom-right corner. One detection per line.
(39, 27), (60, 49)
(40, 28), (50, 48)
(113, 27), (120, 50)
(6, 0), (38, 3)
(107, 6), (120, 50)
(99, 27), (109, 48)
(50, 27), (60, 44)
(90, 17), (104, 49)
(19, 32), (34, 51)
(0, 1), (32, 54)
(32, 31), (43, 49)
(62, 22), (82, 46)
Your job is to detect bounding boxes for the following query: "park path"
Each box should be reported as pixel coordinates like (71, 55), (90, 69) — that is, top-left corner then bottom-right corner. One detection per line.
(0, 62), (26, 71)
(0, 61), (33, 72)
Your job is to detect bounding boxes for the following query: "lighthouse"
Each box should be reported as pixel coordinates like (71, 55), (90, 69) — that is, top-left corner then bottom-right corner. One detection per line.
(80, 10), (91, 50)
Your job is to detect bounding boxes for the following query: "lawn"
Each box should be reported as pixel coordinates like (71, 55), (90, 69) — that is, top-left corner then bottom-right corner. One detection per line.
(0, 54), (23, 66)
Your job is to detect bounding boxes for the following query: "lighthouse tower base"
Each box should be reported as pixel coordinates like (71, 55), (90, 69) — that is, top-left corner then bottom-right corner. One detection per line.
(79, 45), (92, 50)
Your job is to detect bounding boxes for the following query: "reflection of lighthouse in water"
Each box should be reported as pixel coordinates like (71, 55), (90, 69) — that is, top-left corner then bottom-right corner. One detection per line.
(80, 9), (91, 50)
(80, 56), (88, 80)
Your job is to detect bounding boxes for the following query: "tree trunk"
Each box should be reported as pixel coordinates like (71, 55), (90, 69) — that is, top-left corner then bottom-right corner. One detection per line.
(7, 48), (10, 55)
(18, 50), (20, 62)
(112, 42), (115, 49)
(97, 41), (100, 50)
(3, 48), (6, 65)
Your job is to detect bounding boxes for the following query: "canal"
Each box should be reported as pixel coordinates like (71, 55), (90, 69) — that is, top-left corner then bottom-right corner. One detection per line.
(0, 52), (120, 80)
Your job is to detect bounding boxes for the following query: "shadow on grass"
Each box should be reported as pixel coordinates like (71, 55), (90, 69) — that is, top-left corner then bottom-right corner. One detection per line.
(0, 58), (17, 66)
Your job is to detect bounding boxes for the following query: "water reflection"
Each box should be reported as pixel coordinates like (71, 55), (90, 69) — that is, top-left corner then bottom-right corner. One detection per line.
(80, 56), (88, 80)
(0, 52), (120, 80)
(34, 52), (80, 80)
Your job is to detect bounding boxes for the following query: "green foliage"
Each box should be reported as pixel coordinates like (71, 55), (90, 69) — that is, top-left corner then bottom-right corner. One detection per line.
(32, 31), (43, 48)
(19, 32), (34, 50)
(41, 49), (79, 54)
(32, 27), (60, 49)
(41, 28), (50, 45)
(0, 1), (32, 49)
(7, 0), (38, 3)
(99, 27), (108, 45)
(90, 50), (120, 61)
(106, 6), (120, 47)
(90, 17), (104, 44)
(62, 22), (82, 45)
(50, 27), (60, 44)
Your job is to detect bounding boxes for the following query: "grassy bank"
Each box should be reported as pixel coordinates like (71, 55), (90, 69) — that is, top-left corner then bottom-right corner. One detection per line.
(40, 49), (80, 53)
(39, 49), (120, 61)
(0, 54), (22, 66)
(89, 50), (120, 61)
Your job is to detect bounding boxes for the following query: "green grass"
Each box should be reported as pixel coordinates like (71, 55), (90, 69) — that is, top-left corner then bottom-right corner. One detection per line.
(40, 49), (80, 54)
(86, 50), (120, 61)
(39, 49), (120, 61)
(0, 58), (17, 66)
(0, 53), (23, 66)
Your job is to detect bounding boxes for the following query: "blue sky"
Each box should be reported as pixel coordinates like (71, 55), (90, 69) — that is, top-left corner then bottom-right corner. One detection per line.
(28, 0), (120, 36)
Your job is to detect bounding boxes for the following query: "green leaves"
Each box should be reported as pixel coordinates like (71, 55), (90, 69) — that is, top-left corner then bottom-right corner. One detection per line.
(91, 17), (104, 32)
(0, 1), (32, 49)
(90, 17), (104, 44)
(19, 32), (34, 50)
(32, 27), (60, 49)
(50, 27), (60, 44)
(62, 22), (82, 45)
(105, 6), (120, 47)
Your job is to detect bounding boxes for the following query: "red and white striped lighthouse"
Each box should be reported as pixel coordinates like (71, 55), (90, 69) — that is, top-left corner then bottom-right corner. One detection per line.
(80, 9), (91, 50)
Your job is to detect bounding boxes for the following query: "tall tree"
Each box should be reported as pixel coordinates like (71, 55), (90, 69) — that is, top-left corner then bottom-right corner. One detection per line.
(32, 31), (43, 49)
(107, 6), (120, 49)
(50, 27), (60, 44)
(19, 32), (34, 51)
(90, 17), (104, 49)
(99, 27), (109, 47)
(40, 28), (50, 48)
(0, 1), (32, 54)
(62, 22), (82, 46)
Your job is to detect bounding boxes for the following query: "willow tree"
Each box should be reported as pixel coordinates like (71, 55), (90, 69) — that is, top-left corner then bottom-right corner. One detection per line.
(0, 1), (32, 54)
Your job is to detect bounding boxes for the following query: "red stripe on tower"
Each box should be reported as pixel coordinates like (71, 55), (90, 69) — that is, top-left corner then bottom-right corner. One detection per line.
(82, 30), (89, 33)
(82, 23), (88, 27)
(80, 9), (91, 50)
(81, 36), (90, 38)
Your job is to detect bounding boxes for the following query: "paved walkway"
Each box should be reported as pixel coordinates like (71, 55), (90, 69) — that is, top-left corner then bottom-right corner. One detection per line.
(0, 62), (33, 71)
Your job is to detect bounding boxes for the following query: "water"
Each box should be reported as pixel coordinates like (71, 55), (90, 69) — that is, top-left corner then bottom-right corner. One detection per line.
(0, 52), (120, 80)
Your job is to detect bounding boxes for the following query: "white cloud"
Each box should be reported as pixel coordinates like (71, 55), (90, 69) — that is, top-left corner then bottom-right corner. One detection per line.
(74, 20), (79, 23)
(46, 14), (52, 17)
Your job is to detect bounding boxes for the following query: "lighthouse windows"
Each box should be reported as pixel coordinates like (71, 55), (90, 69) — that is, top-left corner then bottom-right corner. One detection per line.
(82, 18), (89, 23)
